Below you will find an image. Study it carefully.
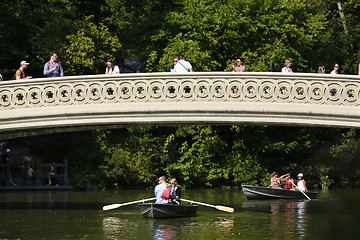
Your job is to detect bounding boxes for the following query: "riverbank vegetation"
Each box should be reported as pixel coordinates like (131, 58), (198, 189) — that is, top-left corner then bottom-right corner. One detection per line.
(11, 126), (360, 190)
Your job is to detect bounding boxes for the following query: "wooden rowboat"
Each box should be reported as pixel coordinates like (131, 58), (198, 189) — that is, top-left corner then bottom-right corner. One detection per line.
(242, 185), (318, 200)
(139, 203), (199, 219)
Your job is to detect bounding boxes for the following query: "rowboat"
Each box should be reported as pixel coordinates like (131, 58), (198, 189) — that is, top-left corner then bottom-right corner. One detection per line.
(139, 203), (199, 219)
(241, 185), (318, 200)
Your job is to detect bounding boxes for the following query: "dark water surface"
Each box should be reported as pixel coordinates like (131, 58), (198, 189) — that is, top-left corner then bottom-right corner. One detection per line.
(0, 189), (359, 239)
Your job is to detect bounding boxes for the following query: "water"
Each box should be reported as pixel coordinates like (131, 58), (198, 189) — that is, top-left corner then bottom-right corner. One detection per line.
(0, 189), (359, 239)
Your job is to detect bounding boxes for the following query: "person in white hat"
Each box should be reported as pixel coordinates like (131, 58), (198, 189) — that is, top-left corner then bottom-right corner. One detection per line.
(13, 61), (32, 80)
(297, 173), (308, 192)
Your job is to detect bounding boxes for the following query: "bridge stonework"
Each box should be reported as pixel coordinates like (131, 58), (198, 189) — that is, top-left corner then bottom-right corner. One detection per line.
(1, 72), (360, 139)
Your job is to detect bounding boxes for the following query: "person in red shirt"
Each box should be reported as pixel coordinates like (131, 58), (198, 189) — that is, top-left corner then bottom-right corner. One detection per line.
(284, 173), (295, 190)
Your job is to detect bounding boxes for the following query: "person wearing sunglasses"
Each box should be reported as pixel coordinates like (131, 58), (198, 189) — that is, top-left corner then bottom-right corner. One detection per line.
(171, 178), (181, 204)
(166, 57), (179, 72)
(330, 64), (339, 75)
(173, 54), (193, 72)
(231, 58), (246, 72)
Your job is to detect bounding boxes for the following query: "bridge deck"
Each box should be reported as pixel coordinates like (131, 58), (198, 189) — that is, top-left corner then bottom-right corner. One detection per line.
(1, 72), (360, 138)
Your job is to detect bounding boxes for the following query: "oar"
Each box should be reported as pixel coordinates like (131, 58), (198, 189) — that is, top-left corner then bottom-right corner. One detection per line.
(181, 198), (234, 213)
(289, 179), (311, 200)
(103, 197), (157, 211)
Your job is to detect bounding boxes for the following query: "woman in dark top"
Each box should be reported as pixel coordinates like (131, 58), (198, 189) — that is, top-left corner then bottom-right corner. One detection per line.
(171, 178), (181, 204)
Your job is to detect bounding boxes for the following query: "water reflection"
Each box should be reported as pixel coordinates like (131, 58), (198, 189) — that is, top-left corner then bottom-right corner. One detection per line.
(296, 201), (307, 239)
(214, 217), (234, 235)
(268, 200), (308, 239)
(154, 224), (177, 240)
(103, 216), (139, 240)
(103, 217), (122, 238)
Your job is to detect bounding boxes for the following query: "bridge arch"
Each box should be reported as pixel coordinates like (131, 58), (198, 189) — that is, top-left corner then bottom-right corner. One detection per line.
(1, 72), (360, 139)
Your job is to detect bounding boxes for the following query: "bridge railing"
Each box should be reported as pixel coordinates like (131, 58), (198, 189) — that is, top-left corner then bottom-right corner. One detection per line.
(1, 72), (360, 138)
(1, 72), (360, 109)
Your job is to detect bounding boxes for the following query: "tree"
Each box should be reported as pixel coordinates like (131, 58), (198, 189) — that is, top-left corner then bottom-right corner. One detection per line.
(64, 16), (121, 74)
(148, 0), (329, 72)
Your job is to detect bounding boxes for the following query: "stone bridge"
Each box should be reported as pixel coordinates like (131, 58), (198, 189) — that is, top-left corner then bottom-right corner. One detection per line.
(1, 72), (360, 139)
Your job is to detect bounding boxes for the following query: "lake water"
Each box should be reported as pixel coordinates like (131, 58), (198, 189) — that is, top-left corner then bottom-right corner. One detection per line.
(0, 189), (359, 239)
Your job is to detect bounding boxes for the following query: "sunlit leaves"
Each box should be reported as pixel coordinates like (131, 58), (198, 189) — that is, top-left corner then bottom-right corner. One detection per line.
(64, 16), (121, 74)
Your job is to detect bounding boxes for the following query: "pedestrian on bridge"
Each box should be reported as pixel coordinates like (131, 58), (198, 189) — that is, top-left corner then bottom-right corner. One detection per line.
(330, 64), (339, 75)
(317, 66), (326, 74)
(174, 54), (193, 73)
(105, 59), (120, 74)
(281, 59), (293, 73)
(166, 57), (178, 72)
(12, 61), (32, 80)
(43, 51), (64, 78)
(231, 58), (246, 72)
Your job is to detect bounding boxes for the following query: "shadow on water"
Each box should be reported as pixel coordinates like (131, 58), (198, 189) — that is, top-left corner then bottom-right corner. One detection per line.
(0, 201), (103, 209)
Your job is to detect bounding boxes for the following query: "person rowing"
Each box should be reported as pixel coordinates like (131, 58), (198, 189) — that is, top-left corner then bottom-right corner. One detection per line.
(270, 171), (288, 189)
(296, 173), (308, 192)
(284, 173), (295, 190)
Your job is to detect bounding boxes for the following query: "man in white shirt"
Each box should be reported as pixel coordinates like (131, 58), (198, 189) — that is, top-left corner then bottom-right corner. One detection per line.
(154, 176), (168, 203)
(174, 54), (193, 73)
(154, 176), (177, 204)
(281, 59), (293, 73)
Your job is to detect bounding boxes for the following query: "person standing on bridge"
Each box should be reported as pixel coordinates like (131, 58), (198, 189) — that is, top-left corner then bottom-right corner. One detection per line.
(330, 64), (339, 75)
(356, 61), (360, 75)
(166, 57), (178, 72)
(12, 61), (32, 80)
(281, 59), (293, 73)
(317, 66), (326, 74)
(231, 58), (246, 72)
(174, 54), (193, 73)
(105, 59), (120, 74)
(43, 51), (64, 78)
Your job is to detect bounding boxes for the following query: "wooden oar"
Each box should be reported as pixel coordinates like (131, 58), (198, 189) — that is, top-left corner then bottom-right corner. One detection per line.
(289, 179), (311, 200)
(103, 197), (157, 211)
(181, 198), (234, 213)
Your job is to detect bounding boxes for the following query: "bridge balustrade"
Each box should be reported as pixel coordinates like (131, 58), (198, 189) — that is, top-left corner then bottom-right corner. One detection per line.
(1, 72), (360, 138)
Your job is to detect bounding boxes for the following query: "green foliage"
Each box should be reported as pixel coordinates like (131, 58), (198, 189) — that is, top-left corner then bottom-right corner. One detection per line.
(16, 125), (360, 190)
(151, 0), (329, 72)
(64, 16), (121, 74)
(1, 0), (360, 76)
(328, 129), (360, 188)
(97, 127), (163, 189)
